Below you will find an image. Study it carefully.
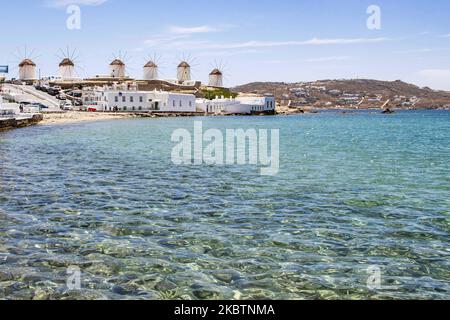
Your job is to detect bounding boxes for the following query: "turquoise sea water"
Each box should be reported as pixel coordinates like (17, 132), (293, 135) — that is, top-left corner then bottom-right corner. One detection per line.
(0, 110), (449, 300)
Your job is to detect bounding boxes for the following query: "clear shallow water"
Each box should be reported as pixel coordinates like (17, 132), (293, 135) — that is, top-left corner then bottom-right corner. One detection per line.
(0, 111), (449, 300)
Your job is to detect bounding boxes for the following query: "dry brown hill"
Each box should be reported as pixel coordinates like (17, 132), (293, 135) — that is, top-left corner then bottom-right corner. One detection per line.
(232, 79), (450, 109)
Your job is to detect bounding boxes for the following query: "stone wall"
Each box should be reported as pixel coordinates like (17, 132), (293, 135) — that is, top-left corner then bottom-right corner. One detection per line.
(0, 114), (43, 131)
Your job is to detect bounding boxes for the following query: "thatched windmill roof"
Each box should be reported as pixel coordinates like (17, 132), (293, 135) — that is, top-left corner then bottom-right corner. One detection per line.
(178, 61), (190, 68)
(210, 68), (222, 76)
(144, 61), (158, 68)
(110, 59), (125, 66)
(19, 59), (36, 67)
(59, 58), (75, 67)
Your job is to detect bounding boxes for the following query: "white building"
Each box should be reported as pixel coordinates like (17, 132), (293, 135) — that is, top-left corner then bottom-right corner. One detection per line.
(82, 84), (196, 113)
(236, 95), (276, 113)
(196, 95), (276, 115)
(196, 97), (243, 114)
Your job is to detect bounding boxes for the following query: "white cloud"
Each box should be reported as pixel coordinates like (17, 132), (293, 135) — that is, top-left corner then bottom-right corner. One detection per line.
(256, 60), (291, 64)
(45, 0), (108, 7)
(144, 35), (207, 49)
(142, 36), (389, 51)
(395, 48), (433, 54)
(191, 37), (388, 50)
(249, 56), (352, 65)
(305, 56), (351, 62)
(168, 24), (236, 34)
(196, 49), (260, 57)
(168, 25), (220, 34)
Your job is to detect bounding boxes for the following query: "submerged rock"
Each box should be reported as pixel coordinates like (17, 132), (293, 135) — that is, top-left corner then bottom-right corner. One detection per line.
(192, 288), (219, 300)
(111, 284), (137, 296)
(211, 270), (241, 283)
(0, 281), (17, 296)
(191, 283), (221, 299)
(155, 280), (177, 292)
(0, 271), (14, 281)
(32, 287), (56, 300)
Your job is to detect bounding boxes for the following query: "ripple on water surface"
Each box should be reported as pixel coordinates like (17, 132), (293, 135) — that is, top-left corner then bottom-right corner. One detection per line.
(0, 112), (449, 300)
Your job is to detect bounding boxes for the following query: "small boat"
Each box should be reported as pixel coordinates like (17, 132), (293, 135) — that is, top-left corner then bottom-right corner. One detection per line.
(381, 99), (394, 114)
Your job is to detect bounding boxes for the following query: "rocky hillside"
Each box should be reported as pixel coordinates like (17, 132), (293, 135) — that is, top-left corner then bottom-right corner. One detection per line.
(232, 80), (450, 110)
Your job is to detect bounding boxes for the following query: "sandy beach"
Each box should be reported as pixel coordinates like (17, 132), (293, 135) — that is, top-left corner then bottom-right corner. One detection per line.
(40, 111), (208, 126)
(40, 112), (134, 126)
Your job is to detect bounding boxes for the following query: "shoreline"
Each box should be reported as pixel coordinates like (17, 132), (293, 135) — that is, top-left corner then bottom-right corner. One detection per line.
(40, 111), (203, 126)
(4, 108), (448, 129)
(40, 112), (135, 126)
(40, 111), (270, 126)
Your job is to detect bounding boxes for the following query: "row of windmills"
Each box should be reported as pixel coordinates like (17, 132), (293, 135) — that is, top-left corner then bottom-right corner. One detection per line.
(144, 59), (223, 87)
(17, 56), (78, 81)
(17, 57), (133, 81)
(16, 56), (224, 87)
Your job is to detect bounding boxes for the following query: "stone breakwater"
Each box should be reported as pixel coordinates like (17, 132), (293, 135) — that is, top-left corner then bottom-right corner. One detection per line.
(0, 114), (43, 131)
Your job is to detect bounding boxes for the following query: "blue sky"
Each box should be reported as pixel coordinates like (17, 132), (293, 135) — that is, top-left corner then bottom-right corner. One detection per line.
(1, 0), (450, 90)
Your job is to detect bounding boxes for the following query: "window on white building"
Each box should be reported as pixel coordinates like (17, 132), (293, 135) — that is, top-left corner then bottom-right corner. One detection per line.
(130, 96), (134, 103)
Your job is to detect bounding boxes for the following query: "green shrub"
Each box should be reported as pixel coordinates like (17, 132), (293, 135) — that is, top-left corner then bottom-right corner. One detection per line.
(202, 88), (238, 100)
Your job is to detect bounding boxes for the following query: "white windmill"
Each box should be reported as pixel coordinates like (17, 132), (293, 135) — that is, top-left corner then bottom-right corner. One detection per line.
(19, 59), (37, 81)
(209, 69), (224, 87)
(12, 46), (38, 81)
(143, 54), (161, 80)
(177, 61), (191, 83)
(110, 51), (129, 78)
(57, 47), (79, 80)
(176, 54), (199, 83)
(143, 61), (158, 80)
(208, 60), (227, 87)
(110, 59), (126, 78)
